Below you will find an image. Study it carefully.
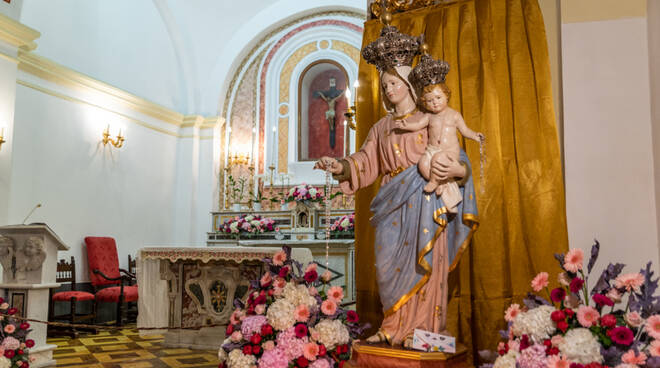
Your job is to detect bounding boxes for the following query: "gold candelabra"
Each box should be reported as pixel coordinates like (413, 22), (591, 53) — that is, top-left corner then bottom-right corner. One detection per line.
(224, 152), (254, 210)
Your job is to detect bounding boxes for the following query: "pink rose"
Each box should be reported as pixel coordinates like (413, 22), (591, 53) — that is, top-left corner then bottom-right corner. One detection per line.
(3, 324), (15, 334)
(230, 331), (243, 342)
(625, 311), (644, 328)
(260, 272), (273, 287)
(255, 304), (266, 315)
(262, 340), (275, 351)
(551, 335), (564, 347)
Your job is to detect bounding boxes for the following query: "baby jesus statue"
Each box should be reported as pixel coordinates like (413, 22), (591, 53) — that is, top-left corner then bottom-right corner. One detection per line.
(401, 55), (484, 212)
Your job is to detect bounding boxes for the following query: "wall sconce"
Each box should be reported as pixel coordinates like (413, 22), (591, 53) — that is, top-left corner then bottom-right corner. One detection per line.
(0, 127), (5, 151)
(102, 125), (125, 148)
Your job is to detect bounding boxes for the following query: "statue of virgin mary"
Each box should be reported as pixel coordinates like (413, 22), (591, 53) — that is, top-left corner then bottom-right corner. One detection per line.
(314, 25), (478, 347)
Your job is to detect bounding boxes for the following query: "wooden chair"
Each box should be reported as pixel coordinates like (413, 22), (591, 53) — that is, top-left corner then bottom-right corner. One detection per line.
(48, 257), (96, 338)
(84, 237), (138, 326)
(126, 254), (138, 322)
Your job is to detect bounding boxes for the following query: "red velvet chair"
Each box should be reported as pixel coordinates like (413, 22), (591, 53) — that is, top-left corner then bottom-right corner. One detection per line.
(48, 257), (96, 337)
(84, 237), (138, 326)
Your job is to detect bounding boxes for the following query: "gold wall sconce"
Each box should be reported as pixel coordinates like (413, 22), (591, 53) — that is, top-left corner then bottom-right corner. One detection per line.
(0, 127), (5, 151)
(102, 125), (125, 148)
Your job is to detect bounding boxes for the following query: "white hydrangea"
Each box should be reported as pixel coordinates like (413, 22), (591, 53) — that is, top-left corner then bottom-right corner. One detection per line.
(230, 222), (239, 233)
(282, 283), (316, 308)
(267, 299), (296, 331)
(0, 358), (10, 368)
(309, 188), (317, 197)
(227, 349), (256, 368)
(511, 305), (556, 342)
(558, 328), (603, 364)
(493, 350), (519, 368)
(340, 218), (350, 228)
(310, 319), (350, 350)
(217, 338), (231, 362)
(250, 220), (261, 227)
(245, 215), (254, 221)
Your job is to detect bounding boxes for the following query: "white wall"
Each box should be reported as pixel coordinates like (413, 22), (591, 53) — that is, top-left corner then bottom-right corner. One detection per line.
(19, 0), (184, 111)
(9, 73), (179, 281)
(563, 16), (659, 276)
(0, 0), (22, 21)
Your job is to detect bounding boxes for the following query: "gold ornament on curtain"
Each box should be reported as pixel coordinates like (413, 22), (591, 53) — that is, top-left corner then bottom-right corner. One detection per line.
(369, 0), (453, 19)
(356, 0), (569, 363)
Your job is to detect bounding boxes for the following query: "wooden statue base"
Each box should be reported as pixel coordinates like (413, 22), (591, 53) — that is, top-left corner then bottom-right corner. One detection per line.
(346, 341), (469, 368)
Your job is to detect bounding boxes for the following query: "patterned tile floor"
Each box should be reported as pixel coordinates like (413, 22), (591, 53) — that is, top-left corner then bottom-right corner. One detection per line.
(48, 328), (219, 367)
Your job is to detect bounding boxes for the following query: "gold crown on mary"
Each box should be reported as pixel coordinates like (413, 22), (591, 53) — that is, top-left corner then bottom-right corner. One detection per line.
(362, 26), (423, 71)
(409, 54), (450, 91)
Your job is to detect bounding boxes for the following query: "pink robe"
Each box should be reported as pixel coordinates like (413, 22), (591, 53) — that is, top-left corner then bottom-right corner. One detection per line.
(340, 111), (450, 344)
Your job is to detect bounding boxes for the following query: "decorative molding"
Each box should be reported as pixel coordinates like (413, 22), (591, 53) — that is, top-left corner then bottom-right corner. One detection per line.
(18, 51), (184, 126)
(181, 115), (221, 129)
(0, 13), (40, 51)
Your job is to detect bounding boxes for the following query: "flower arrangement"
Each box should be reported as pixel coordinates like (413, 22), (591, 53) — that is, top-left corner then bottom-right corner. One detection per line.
(217, 246), (369, 368)
(329, 214), (354, 238)
(220, 214), (277, 239)
(486, 241), (660, 368)
(0, 299), (35, 368)
(285, 184), (323, 204)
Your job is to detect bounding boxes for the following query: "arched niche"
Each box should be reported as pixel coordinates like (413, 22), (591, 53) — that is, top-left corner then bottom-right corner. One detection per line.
(298, 59), (349, 161)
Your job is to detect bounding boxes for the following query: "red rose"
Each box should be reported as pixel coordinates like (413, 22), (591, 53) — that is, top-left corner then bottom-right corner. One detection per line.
(22, 363), (29, 368)
(304, 270), (318, 283)
(520, 335), (530, 350)
(339, 361), (345, 368)
(250, 334), (262, 345)
(318, 344), (327, 357)
(261, 324), (273, 336)
(297, 357), (309, 367)
(593, 294), (614, 307)
(498, 349), (507, 356)
(226, 324), (234, 335)
(19, 323), (29, 330)
(7, 308), (17, 315)
(543, 339), (552, 347)
(242, 345), (252, 355)
(4, 350), (14, 358)
(17, 349), (24, 355)
(551, 310), (565, 322)
(548, 347), (559, 355)
(346, 310), (359, 323)
(278, 267), (289, 278)
(255, 295), (266, 305)
(25, 340), (34, 348)
(557, 321), (569, 332)
(564, 309), (575, 317)
(252, 345), (262, 355)
(218, 363), (227, 368)
(600, 314), (617, 328)
(268, 289), (274, 296)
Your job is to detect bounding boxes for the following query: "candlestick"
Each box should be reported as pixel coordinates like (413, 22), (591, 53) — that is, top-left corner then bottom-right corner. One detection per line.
(271, 126), (277, 169)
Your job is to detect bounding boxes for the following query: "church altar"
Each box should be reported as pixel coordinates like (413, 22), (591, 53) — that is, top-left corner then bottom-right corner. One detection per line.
(136, 246), (312, 350)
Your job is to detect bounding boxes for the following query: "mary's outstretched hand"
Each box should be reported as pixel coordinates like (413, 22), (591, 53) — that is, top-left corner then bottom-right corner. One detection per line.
(314, 156), (344, 175)
(431, 154), (466, 181)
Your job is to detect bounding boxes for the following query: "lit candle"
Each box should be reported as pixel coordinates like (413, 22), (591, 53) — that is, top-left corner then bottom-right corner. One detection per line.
(271, 126), (277, 168)
(353, 80), (359, 105)
(345, 88), (351, 104)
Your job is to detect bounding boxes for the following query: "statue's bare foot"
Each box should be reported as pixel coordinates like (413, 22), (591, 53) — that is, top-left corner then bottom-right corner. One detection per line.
(365, 331), (388, 344)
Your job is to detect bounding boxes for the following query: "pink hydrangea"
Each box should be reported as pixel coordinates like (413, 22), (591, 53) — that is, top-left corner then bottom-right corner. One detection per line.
(517, 343), (547, 368)
(310, 358), (332, 368)
(277, 327), (308, 361)
(241, 315), (268, 339)
(258, 347), (289, 368)
(1, 337), (20, 350)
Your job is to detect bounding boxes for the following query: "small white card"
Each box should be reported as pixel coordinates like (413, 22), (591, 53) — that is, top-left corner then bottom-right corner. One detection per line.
(412, 329), (456, 353)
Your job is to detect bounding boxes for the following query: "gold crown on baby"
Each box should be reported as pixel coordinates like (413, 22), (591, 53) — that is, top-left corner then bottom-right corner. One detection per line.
(408, 54), (450, 91)
(362, 26), (422, 71)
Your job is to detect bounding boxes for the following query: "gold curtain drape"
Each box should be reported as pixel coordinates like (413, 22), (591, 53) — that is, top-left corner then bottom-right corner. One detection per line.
(354, 0), (569, 360)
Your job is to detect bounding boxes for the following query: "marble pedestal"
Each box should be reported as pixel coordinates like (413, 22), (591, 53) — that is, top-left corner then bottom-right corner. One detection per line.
(0, 225), (69, 367)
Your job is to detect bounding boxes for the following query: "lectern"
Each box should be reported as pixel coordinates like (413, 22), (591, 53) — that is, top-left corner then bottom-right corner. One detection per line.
(0, 224), (69, 368)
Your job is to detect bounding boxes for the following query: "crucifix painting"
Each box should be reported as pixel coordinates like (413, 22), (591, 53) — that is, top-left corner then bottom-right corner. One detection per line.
(298, 61), (348, 161)
(314, 77), (344, 149)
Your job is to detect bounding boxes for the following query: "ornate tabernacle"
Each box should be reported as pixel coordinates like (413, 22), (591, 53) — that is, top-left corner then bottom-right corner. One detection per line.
(208, 208), (355, 303)
(347, 342), (469, 368)
(136, 247), (313, 349)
